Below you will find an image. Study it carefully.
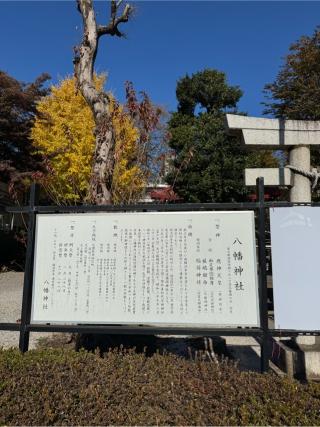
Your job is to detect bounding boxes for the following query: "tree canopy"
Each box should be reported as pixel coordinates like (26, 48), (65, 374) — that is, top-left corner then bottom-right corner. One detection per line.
(0, 70), (50, 191)
(31, 76), (146, 205)
(264, 27), (320, 120)
(166, 69), (277, 203)
(176, 69), (243, 116)
(263, 27), (320, 176)
(31, 76), (97, 204)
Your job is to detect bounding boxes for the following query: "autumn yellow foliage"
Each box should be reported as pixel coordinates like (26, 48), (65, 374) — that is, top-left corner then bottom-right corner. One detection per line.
(31, 76), (146, 204)
(111, 103), (145, 204)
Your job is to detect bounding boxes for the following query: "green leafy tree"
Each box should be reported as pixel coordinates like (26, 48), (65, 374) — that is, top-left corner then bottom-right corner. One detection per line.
(166, 69), (277, 203)
(264, 26), (320, 187)
(264, 27), (320, 120)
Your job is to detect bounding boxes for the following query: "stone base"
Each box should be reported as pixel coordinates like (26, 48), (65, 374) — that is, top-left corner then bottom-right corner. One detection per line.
(271, 338), (320, 381)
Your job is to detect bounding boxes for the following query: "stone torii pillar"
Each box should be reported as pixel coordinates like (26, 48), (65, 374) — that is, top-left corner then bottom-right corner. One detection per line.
(225, 114), (320, 203)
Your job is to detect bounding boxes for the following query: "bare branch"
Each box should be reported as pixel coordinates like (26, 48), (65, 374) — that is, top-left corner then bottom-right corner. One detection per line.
(97, 3), (132, 37)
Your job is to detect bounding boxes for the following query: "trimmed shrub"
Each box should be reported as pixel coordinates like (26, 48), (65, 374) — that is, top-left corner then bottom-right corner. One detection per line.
(0, 348), (319, 426)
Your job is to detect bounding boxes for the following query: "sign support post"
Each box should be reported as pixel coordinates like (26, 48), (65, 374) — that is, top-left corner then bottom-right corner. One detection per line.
(19, 183), (39, 352)
(256, 177), (269, 372)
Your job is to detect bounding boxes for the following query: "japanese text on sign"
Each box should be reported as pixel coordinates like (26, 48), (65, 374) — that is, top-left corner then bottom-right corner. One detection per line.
(31, 211), (259, 327)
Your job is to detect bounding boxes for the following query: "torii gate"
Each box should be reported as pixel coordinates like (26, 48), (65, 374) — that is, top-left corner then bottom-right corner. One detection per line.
(225, 114), (320, 203)
(226, 114), (320, 358)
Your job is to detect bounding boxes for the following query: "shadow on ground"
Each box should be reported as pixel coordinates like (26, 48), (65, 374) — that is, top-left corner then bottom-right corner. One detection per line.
(36, 332), (262, 372)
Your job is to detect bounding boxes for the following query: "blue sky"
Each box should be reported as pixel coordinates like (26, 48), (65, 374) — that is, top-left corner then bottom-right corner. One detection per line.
(1, 1), (320, 116)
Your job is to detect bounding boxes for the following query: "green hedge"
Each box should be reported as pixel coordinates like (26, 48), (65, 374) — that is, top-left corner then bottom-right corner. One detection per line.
(0, 348), (320, 426)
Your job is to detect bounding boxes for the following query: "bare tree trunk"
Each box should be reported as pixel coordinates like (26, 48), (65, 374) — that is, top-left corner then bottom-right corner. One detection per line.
(74, 0), (132, 204)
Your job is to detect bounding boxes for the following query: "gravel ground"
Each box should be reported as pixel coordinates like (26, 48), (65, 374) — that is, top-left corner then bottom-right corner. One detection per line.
(0, 272), (261, 371)
(0, 272), (54, 349)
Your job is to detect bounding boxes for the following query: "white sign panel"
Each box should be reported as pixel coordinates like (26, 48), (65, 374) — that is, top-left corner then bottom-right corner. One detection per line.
(31, 211), (259, 327)
(270, 207), (320, 330)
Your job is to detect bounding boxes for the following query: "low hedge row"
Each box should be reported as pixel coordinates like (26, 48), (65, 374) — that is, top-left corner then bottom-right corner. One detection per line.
(0, 347), (320, 425)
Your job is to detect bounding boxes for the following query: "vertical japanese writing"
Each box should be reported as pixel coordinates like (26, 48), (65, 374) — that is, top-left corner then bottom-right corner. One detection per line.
(33, 212), (258, 327)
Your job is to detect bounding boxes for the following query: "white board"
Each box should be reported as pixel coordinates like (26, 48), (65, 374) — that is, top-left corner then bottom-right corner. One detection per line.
(31, 211), (259, 327)
(270, 207), (320, 330)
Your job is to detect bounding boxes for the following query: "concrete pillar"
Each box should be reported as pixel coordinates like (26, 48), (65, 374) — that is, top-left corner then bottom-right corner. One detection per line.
(296, 336), (317, 346)
(289, 145), (311, 203)
(288, 146), (319, 349)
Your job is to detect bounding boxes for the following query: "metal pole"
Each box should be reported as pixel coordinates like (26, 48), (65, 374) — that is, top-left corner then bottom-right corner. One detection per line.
(19, 183), (39, 352)
(256, 177), (269, 372)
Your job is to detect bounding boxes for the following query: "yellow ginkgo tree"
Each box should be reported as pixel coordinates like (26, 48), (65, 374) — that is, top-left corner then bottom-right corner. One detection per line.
(31, 76), (145, 205)
(111, 103), (145, 204)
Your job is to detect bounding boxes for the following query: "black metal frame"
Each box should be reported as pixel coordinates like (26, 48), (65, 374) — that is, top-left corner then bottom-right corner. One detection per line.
(1, 177), (320, 373)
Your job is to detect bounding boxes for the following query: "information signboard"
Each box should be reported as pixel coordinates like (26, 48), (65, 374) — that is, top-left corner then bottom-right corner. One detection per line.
(31, 211), (259, 327)
(271, 207), (320, 330)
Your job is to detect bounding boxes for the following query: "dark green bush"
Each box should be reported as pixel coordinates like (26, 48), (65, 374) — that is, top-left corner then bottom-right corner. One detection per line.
(0, 347), (319, 426)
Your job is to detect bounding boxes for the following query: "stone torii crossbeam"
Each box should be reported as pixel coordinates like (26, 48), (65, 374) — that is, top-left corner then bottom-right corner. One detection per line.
(225, 114), (320, 203)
